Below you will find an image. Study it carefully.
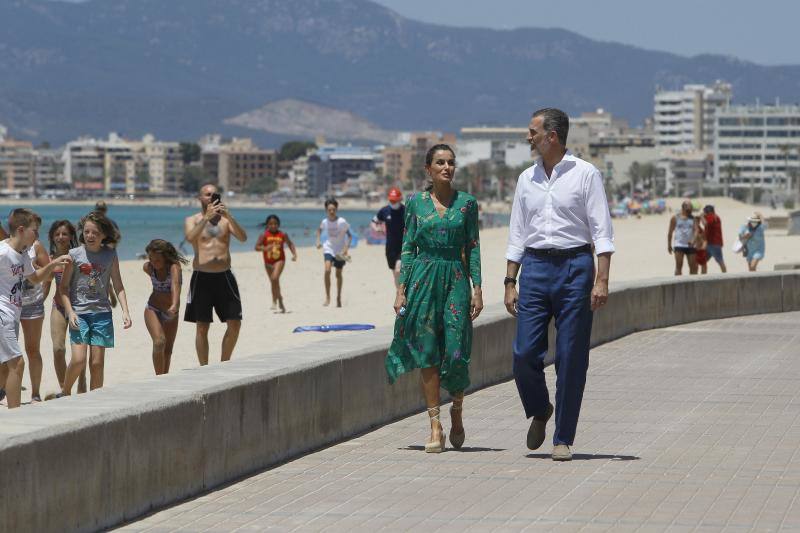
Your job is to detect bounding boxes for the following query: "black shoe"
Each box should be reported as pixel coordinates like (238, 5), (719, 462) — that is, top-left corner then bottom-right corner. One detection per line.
(527, 403), (554, 450)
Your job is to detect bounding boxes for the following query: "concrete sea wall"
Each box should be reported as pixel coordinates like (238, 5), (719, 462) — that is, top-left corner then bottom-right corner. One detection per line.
(2, 272), (799, 532)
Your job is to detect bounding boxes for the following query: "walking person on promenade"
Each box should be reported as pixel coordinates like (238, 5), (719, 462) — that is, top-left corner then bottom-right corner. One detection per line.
(254, 214), (297, 313)
(143, 239), (188, 375)
(504, 108), (614, 461)
(373, 187), (405, 288)
(667, 200), (700, 275)
(0, 209), (70, 408)
(694, 219), (709, 275)
(386, 144), (483, 453)
(703, 205), (727, 273)
(46, 220), (86, 393)
(19, 238), (51, 402)
(184, 184), (247, 365)
(739, 213), (766, 272)
(58, 212), (132, 394)
(315, 198), (351, 307)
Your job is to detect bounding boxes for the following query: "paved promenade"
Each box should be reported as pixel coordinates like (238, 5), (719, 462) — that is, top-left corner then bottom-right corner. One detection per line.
(118, 311), (800, 532)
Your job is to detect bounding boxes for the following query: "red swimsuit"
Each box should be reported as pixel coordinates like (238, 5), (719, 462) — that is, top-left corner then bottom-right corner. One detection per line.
(259, 230), (287, 265)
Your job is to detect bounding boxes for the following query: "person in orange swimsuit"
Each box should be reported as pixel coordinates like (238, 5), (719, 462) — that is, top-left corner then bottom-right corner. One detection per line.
(255, 215), (297, 313)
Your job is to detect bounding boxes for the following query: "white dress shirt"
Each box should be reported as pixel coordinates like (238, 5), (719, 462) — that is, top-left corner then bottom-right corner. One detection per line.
(505, 151), (615, 262)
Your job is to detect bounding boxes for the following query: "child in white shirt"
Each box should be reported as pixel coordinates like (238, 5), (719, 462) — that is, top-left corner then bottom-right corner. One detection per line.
(0, 209), (70, 408)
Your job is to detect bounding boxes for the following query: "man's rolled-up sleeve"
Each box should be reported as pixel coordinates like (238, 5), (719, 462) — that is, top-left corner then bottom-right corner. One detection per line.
(584, 168), (615, 255)
(505, 173), (527, 263)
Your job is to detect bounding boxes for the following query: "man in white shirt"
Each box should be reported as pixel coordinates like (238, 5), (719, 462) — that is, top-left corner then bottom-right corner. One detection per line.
(504, 108), (615, 461)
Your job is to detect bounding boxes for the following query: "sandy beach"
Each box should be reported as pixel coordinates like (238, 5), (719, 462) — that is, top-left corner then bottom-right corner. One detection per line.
(8, 196), (800, 402)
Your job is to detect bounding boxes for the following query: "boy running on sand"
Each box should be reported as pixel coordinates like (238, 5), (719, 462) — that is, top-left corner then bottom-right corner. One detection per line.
(316, 198), (351, 307)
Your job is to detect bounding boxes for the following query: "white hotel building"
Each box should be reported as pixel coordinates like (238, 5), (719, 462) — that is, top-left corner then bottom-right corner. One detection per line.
(714, 104), (800, 193)
(654, 81), (732, 150)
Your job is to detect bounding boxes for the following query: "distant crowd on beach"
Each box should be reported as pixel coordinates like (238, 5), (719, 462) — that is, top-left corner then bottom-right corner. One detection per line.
(668, 201), (767, 275)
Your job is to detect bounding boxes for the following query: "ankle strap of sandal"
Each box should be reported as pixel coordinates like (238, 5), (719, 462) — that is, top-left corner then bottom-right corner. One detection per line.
(426, 407), (440, 420)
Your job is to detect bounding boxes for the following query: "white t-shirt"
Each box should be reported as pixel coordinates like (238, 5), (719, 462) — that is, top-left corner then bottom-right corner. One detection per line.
(0, 240), (35, 322)
(320, 217), (350, 256)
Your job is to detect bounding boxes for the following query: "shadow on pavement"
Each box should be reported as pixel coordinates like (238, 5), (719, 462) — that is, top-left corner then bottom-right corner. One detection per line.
(525, 453), (640, 461)
(401, 446), (506, 452)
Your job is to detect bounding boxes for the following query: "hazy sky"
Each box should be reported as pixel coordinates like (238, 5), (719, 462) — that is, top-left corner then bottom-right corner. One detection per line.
(371, 0), (797, 66)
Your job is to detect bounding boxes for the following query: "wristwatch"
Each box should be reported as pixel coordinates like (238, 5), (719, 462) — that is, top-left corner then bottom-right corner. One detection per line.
(503, 276), (517, 286)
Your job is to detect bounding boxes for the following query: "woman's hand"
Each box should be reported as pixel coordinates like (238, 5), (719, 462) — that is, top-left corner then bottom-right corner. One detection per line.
(470, 287), (484, 321)
(167, 304), (178, 318)
(393, 290), (407, 315)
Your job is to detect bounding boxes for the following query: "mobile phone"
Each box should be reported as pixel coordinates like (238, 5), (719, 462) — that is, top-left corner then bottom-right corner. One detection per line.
(210, 192), (221, 204)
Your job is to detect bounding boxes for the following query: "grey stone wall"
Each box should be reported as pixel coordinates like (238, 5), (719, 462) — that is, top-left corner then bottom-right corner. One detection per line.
(2, 272), (799, 532)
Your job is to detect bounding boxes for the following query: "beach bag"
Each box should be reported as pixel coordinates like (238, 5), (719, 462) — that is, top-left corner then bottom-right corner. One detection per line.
(731, 239), (744, 254)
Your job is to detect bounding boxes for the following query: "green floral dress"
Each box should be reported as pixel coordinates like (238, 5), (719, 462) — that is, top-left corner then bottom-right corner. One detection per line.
(385, 190), (482, 393)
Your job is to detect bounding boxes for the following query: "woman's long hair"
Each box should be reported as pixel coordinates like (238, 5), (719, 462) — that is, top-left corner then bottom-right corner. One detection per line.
(145, 239), (189, 266)
(423, 144), (456, 192)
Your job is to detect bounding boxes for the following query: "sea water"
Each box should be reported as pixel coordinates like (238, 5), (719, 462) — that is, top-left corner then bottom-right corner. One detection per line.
(18, 204), (508, 260)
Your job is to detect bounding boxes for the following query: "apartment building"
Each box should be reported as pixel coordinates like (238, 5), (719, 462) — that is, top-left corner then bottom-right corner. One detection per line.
(34, 149), (67, 193)
(201, 137), (278, 193)
(306, 145), (377, 197)
(654, 81), (732, 150)
(64, 133), (184, 195)
(714, 103), (800, 194)
(381, 132), (456, 186)
(0, 137), (35, 196)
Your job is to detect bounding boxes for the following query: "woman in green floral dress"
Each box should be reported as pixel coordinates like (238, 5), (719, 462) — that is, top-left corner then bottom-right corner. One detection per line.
(387, 144), (483, 453)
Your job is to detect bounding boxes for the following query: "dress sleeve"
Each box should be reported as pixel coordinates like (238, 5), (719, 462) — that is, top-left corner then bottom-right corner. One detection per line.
(465, 198), (482, 287)
(398, 196), (417, 287)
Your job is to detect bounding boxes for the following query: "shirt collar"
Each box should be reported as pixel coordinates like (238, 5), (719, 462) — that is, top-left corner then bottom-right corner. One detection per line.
(532, 150), (575, 179)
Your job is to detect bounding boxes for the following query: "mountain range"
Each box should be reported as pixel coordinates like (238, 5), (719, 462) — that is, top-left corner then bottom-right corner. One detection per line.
(2, 0), (800, 146)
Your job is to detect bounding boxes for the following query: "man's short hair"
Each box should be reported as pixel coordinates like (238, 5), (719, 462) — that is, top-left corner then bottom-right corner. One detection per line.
(703, 205), (714, 214)
(324, 197), (338, 209)
(532, 108), (570, 146)
(8, 208), (42, 232)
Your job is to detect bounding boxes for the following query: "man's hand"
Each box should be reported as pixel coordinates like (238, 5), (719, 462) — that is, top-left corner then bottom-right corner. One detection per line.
(122, 312), (132, 329)
(667, 245), (673, 255)
(204, 202), (224, 222)
(504, 284), (518, 317)
(591, 280), (608, 311)
(68, 312), (79, 330)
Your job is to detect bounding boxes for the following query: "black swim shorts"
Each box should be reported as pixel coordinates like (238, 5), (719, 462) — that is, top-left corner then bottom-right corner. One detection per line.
(385, 246), (401, 270)
(184, 270), (243, 323)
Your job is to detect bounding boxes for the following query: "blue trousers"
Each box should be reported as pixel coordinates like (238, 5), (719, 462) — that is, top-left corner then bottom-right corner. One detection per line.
(513, 251), (594, 446)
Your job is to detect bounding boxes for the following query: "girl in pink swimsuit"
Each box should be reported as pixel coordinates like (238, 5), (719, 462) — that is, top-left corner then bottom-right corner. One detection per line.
(142, 239), (188, 375)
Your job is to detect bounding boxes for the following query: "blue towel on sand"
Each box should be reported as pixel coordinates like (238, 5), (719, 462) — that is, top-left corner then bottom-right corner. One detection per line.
(293, 324), (375, 333)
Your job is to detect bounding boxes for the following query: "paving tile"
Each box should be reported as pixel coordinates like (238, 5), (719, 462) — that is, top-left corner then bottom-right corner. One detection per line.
(115, 312), (800, 532)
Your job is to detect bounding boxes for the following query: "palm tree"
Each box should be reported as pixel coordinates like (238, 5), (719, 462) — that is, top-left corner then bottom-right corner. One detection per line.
(627, 161), (641, 196)
(721, 161), (739, 198)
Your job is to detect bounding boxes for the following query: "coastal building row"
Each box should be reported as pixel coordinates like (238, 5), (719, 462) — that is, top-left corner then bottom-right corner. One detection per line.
(64, 134), (183, 195)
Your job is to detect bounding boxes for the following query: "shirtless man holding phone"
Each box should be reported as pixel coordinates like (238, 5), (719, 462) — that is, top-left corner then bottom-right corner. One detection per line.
(184, 184), (247, 365)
